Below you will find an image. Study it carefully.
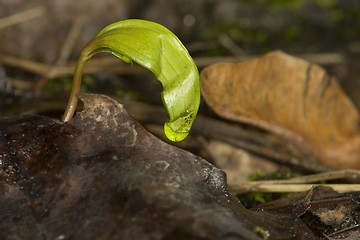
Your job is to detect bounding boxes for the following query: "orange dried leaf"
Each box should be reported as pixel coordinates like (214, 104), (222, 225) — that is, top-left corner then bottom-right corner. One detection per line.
(200, 51), (360, 169)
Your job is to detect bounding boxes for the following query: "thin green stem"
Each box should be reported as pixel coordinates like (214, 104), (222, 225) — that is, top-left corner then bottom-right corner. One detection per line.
(62, 55), (88, 122)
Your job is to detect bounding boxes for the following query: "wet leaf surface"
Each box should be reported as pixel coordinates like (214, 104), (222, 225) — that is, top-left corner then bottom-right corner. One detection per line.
(1, 93), (359, 240)
(200, 51), (360, 169)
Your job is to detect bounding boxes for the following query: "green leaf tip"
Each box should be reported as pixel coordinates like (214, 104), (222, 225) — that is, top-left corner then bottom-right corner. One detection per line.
(164, 122), (189, 142)
(62, 19), (200, 142)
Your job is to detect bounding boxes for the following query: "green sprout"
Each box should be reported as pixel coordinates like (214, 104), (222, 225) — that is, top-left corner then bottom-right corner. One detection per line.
(253, 226), (270, 240)
(62, 19), (200, 142)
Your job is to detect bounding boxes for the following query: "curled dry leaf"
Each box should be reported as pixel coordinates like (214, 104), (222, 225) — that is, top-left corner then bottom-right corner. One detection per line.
(200, 51), (360, 169)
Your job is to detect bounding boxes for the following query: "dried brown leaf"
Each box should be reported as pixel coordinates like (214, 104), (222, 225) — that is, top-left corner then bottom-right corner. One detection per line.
(200, 51), (360, 169)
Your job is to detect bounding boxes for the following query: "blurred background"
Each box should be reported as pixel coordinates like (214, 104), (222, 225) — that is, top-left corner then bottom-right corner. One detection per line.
(0, 0), (360, 181)
(1, 0), (359, 106)
(1, 0), (360, 59)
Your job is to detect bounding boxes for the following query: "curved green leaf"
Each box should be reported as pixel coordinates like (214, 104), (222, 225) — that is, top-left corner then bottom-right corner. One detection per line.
(63, 19), (200, 142)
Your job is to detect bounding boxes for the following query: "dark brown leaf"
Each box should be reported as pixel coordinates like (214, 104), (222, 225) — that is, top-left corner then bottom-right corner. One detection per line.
(0, 94), (262, 240)
(1, 93), (359, 239)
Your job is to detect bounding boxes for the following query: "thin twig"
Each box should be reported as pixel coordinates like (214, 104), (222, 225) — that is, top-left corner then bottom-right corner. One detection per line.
(55, 19), (84, 67)
(269, 169), (360, 183)
(228, 170), (360, 193)
(228, 183), (360, 193)
(0, 53), (345, 79)
(194, 115), (332, 173)
(325, 224), (360, 238)
(0, 54), (146, 77)
(36, 18), (84, 89)
(0, 54), (50, 75)
(217, 33), (245, 56)
(0, 6), (45, 29)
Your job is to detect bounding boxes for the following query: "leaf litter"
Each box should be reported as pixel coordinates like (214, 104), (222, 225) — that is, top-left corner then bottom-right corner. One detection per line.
(0, 93), (360, 239)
